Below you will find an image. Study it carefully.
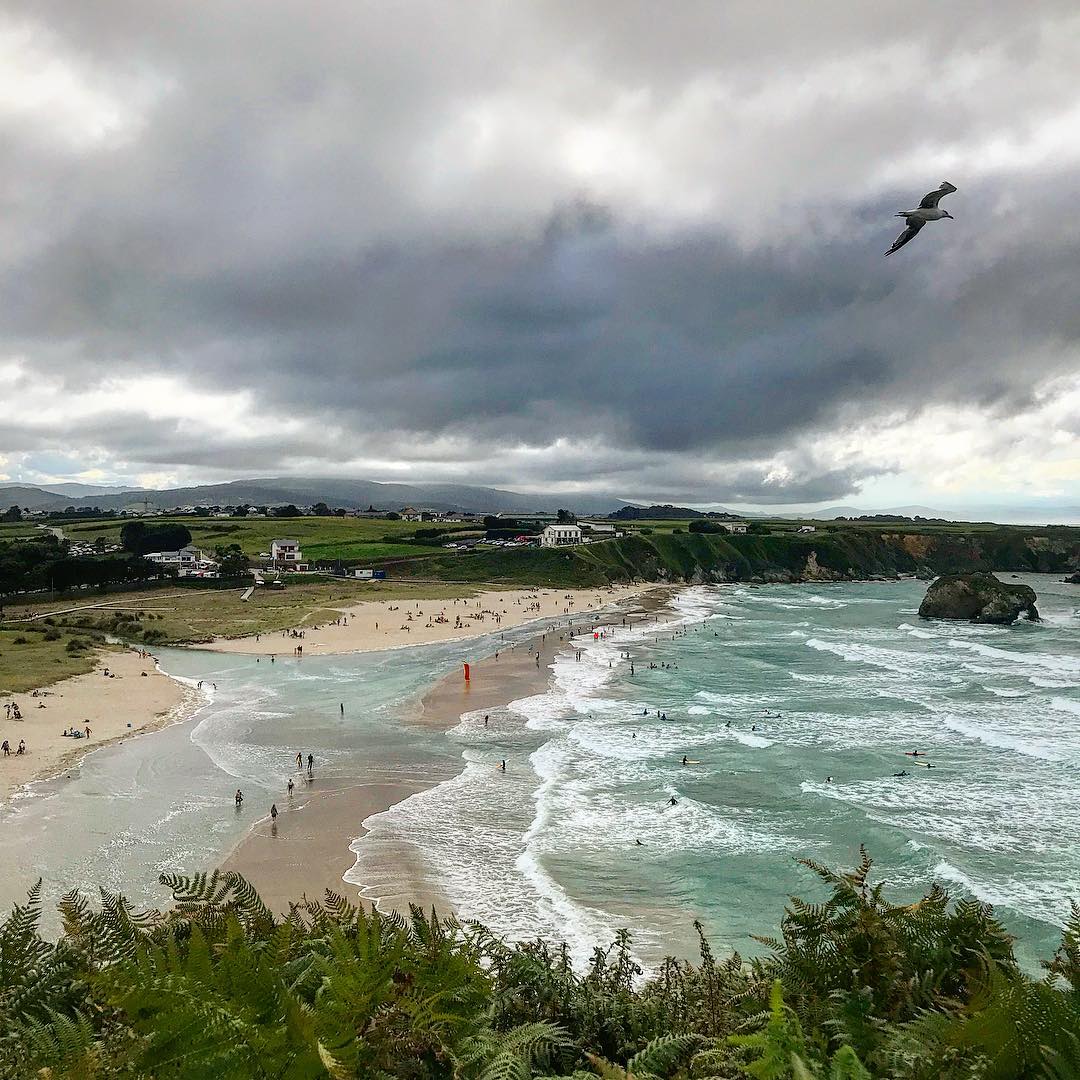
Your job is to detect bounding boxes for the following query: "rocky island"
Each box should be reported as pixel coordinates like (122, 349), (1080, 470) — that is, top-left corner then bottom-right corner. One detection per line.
(918, 572), (1039, 624)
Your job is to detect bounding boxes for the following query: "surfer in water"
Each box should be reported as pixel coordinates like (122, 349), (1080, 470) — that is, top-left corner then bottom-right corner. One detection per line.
(668, 796), (678, 806)
(682, 755), (688, 765)
(893, 770), (910, 777)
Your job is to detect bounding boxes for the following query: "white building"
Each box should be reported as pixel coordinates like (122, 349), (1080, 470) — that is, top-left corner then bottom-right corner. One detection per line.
(721, 522), (749, 534)
(797, 524), (817, 534)
(539, 523), (582, 547)
(144, 545), (218, 577)
(579, 521), (624, 537)
(269, 538), (307, 570)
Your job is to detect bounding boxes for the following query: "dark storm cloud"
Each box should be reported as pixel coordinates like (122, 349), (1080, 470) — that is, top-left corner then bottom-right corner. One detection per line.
(2, 0), (1080, 502)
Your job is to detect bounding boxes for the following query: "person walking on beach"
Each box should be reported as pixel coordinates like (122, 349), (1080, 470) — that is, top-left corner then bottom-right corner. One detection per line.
(235, 789), (244, 808)
(287, 777), (294, 796)
(270, 803), (278, 821)
(296, 751), (303, 769)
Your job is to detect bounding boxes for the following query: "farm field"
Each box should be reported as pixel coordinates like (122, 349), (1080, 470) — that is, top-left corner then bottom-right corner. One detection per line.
(54, 515), (474, 558)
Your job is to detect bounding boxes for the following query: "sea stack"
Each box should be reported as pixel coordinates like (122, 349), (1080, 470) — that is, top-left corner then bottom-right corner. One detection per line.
(918, 572), (1039, 625)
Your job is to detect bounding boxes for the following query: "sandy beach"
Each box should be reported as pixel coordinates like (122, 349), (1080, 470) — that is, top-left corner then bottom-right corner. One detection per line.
(197, 584), (648, 657)
(0, 650), (196, 803)
(221, 628), (558, 913)
(221, 587), (674, 915)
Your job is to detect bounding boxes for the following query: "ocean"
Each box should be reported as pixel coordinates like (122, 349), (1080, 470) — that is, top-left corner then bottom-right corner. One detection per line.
(2, 576), (1077, 971)
(352, 576), (1080, 969)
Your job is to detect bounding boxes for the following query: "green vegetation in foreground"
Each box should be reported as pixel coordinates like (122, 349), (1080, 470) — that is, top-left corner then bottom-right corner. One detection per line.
(1, 850), (1077, 1079)
(0, 625), (115, 695)
(1, 580), (489, 650)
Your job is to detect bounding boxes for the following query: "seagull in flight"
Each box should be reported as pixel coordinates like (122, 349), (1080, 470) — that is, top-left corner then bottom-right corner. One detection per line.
(884, 181), (957, 256)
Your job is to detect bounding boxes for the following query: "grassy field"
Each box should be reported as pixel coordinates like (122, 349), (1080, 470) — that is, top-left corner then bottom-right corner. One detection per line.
(301, 540), (443, 562)
(0, 521), (43, 540)
(0, 579), (492, 647)
(55, 515), (474, 557)
(0, 625), (118, 694)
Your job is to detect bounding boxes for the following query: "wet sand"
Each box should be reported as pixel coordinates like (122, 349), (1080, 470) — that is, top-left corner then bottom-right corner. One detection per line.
(222, 589), (675, 916)
(222, 635), (552, 914)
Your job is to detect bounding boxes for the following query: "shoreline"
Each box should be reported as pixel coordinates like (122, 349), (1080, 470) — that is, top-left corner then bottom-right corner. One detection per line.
(192, 584), (650, 658)
(221, 586), (677, 915)
(0, 649), (200, 805)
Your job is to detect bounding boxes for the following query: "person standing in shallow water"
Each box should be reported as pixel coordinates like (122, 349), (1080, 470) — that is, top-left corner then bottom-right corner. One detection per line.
(235, 789), (243, 808)
(307, 753), (314, 773)
(296, 751), (303, 769)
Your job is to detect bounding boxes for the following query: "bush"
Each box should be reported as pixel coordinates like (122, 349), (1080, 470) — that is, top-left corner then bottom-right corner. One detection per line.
(43, 629), (61, 641)
(65, 637), (89, 652)
(0, 852), (1078, 1079)
(12, 635), (29, 644)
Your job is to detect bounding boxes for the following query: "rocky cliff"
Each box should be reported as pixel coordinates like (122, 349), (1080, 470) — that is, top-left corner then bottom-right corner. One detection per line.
(917, 573), (1039, 624)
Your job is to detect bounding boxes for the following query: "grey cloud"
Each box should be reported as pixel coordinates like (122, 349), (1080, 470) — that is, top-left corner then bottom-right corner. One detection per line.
(2, 1), (1080, 503)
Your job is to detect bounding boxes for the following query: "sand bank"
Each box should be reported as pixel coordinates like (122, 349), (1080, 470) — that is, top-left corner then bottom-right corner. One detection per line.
(0, 650), (196, 803)
(221, 588), (675, 915)
(196, 584), (647, 657)
(221, 632), (554, 914)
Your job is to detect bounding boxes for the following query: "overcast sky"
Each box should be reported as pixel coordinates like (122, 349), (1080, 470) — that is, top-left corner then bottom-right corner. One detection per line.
(2, 1), (1080, 516)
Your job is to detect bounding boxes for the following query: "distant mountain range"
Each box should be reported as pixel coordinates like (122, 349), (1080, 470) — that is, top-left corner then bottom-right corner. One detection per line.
(0, 478), (1073, 524)
(0, 481), (139, 498)
(0, 477), (621, 515)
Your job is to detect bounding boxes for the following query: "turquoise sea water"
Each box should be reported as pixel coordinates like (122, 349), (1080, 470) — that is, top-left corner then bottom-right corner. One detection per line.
(352, 576), (1080, 969)
(2, 577), (1077, 970)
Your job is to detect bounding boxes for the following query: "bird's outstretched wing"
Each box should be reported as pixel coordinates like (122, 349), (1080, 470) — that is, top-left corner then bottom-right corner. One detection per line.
(884, 217), (925, 256)
(919, 181), (957, 209)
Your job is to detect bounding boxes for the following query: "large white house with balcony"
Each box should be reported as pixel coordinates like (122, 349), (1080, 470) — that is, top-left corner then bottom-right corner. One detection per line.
(268, 538), (308, 570)
(539, 523), (582, 547)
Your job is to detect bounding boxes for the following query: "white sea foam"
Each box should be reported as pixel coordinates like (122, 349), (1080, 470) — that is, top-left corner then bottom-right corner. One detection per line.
(931, 861), (1077, 926)
(949, 639), (1080, 676)
(938, 714), (1065, 762)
